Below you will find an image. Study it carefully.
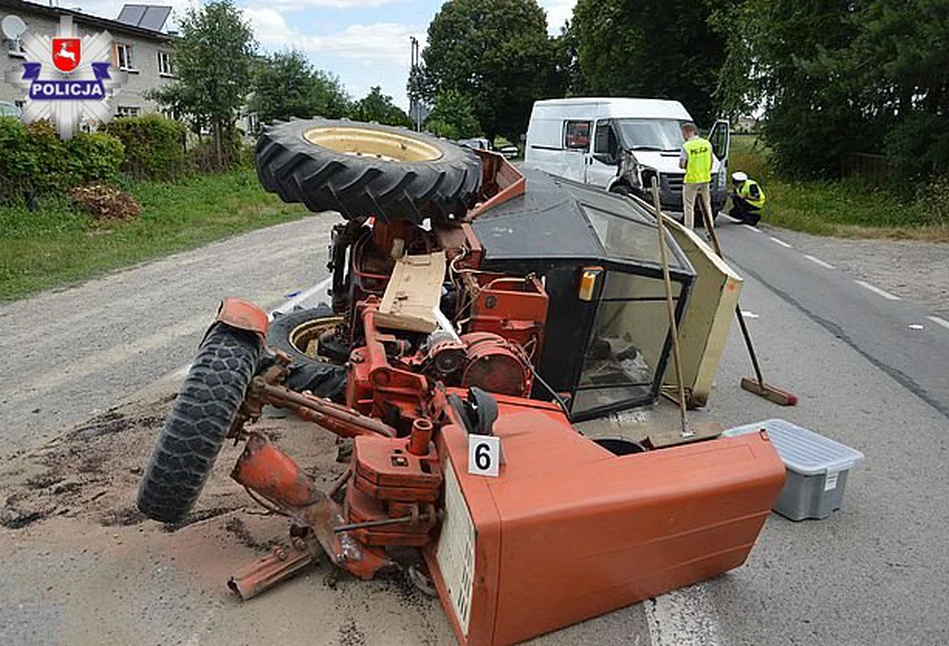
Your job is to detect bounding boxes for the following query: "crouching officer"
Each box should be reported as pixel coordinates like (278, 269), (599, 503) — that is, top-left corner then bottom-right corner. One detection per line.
(729, 171), (766, 225)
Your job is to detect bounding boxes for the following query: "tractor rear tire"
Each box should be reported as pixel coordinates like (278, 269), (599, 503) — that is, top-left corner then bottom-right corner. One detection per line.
(267, 305), (348, 401)
(255, 118), (481, 224)
(137, 323), (261, 524)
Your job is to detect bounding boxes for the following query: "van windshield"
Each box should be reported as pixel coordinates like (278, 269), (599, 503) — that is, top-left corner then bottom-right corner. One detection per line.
(614, 119), (688, 152)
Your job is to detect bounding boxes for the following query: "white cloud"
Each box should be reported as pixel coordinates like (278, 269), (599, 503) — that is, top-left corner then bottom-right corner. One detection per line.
(245, 8), (421, 64)
(540, 0), (576, 34)
(250, 0), (400, 9)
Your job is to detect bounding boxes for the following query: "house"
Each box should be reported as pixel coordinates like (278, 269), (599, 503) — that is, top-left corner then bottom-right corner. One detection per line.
(734, 115), (759, 134)
(0, 1), (174, 119)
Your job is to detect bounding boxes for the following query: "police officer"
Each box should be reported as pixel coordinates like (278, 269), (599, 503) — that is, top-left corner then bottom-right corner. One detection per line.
(729, 171), (766, 225)
(679, 122), (713, 229)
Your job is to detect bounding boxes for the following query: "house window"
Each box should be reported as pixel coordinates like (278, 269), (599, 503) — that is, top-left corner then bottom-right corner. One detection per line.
(246, 113), (260, 134)
(8, 37), (25, 57)
(115, 43), (135, 71)
(564, 120), (592, 151)
(157, 51), (174, 77)
(117, 105), (141, 118)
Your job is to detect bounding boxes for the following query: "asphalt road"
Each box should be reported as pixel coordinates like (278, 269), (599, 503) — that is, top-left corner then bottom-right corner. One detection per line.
(1, 214), (948, 645)
(702, 218), (949, 645)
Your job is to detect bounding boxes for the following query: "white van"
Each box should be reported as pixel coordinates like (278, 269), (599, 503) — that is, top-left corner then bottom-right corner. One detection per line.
(524, 98), (731, 218)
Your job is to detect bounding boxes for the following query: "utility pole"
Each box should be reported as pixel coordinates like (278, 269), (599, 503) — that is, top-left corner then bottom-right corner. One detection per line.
(410, 36), (420, 132)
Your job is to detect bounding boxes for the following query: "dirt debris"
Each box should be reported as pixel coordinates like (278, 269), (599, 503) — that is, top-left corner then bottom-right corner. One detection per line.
(338, 618), (368, 646)
(223, 516), (273, 551)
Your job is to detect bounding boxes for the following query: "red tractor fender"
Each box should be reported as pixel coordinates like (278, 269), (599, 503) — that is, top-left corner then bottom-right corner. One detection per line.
(215, 297), (269, 337)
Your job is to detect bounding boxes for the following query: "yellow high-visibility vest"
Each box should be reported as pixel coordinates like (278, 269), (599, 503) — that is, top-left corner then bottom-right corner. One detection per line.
(683, 137), (712, 184)
(738, 179), (766, 207)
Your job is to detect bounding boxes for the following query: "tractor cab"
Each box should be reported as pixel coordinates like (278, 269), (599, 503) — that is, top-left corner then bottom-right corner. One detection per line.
(472, 169), (696, 419)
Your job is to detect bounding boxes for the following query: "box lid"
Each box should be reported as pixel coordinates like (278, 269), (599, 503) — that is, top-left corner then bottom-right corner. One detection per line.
(723, 419), (864, 475)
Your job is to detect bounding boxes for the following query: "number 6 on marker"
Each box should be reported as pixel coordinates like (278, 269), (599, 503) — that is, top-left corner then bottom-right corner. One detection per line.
(468, 435), (501, 477)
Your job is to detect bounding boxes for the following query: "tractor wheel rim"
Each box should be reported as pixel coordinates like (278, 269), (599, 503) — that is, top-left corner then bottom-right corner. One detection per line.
(303, 126), (443, 163)
(288, 316), (345, 360)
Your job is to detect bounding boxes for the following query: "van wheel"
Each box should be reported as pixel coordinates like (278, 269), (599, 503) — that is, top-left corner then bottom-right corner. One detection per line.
(256, 119), (482, 224)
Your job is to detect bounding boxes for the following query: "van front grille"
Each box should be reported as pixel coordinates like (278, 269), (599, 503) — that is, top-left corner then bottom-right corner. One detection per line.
(663, 173), (718, 192)
(664, 174), (684, 192)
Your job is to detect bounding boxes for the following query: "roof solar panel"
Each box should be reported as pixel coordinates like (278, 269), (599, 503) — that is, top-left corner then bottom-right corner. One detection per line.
(117, 5), (146, 25)
(116, 4), (171, 32)
(140, 6), (172, 31)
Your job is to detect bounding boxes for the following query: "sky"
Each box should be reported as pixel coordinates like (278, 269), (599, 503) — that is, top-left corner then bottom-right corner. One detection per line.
(71, 0), (577, 110)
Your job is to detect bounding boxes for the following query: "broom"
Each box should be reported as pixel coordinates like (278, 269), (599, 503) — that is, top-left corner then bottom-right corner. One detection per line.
(698, 196), (798, 406)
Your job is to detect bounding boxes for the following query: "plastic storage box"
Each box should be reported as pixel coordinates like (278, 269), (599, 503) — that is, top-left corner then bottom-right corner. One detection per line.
(723, 419), (864, 521)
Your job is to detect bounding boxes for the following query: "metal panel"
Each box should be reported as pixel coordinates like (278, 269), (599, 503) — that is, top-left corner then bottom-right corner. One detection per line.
(662, 216), (743, 408)
(434, 460), (476, 636)
(116, 4), (171, 31)
(139, 6), (171, 31)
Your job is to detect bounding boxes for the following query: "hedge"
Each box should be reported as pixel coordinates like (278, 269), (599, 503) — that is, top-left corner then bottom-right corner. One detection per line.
(0, 118), (124, 200)
(101, 114), (186, 181)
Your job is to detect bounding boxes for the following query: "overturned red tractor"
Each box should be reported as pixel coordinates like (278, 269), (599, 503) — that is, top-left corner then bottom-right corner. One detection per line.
(137, 120), (784, 646)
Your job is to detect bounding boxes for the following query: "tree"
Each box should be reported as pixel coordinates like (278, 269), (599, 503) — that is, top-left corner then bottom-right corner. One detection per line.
(425, 90), (482, 139)
(249, 50), (351, 124)
(352, 87), (413, 127)
(149, 0), (256, 167)
(422, 0), (564, 141)
(712, 0), (949, 181)
(571, 0), (728, 126)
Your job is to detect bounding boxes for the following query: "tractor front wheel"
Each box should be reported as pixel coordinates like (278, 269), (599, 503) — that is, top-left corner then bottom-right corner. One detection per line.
(137, 323), (261, 524)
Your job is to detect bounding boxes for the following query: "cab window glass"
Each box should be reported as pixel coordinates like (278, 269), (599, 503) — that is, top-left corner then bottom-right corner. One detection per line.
(564, 120), (591, 150)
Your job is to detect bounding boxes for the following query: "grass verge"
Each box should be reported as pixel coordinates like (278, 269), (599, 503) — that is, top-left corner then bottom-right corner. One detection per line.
(728, 134), (949, 242)
(0, 169), (310, 301)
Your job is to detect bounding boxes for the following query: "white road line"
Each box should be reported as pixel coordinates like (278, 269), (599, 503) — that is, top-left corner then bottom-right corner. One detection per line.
(804, 254), (835, 269)
(854, 280), (901, 301)
(271, 276), (333, 318)
(171, 277), (335, 379)
(645, 585), (723, 646)
(769, 236), (793, 248)
(927, 315), (949, 331)
(742, 224), (762, 233)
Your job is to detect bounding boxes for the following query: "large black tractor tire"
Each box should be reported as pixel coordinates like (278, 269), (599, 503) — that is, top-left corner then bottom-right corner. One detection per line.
(267, 305), (348, 401)
(137, 324), (261, 524)
(255, 118), (482, 224)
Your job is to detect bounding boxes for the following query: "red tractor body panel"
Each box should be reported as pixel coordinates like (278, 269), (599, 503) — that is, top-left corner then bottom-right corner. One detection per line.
(424, 397), (785, 646)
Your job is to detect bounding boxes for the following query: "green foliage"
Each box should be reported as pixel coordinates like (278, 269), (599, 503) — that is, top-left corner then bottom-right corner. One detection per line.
(186, 130), (243, 173)
(250, 50), (351, 124)
(149, 0), (256, 168)
(352, 87), (412, 127)
(921, 174), (949, 226)
(0, 118), (122, 199)
(425, 90), (482, 139)
(65, 132), (125, 185)
(714, 0), (949, 182)
(884, 112), (949, 187)
(0, 169), (309, 300)
(0, 117), (46, 194)
(101, 114), (185, 180)
(422, 0), (563, 141)
(729, 135), (944, 236)
(570, 0), (727, 126)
